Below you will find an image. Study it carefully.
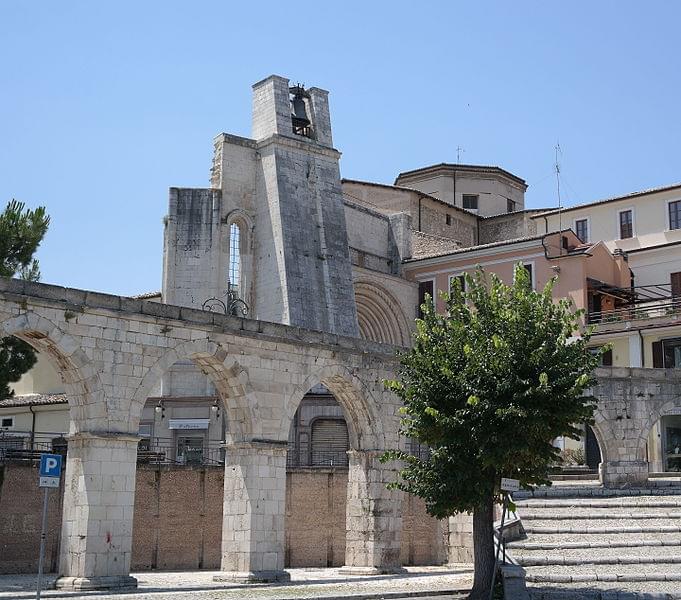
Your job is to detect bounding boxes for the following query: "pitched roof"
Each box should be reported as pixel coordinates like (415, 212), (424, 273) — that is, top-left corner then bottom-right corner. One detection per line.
(531, 182), (681, 218)
(394, 163), (527, 188)
(0, 393), (68, 408)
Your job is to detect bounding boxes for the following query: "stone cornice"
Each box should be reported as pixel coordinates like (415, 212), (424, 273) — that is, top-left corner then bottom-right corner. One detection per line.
(256, 133), (341, 160)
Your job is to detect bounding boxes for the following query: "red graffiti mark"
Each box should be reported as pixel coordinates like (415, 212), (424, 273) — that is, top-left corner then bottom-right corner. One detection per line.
(106, 531), (111, 544)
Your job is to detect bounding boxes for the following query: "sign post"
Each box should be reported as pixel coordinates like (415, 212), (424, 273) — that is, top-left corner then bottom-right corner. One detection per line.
(36, 453), (62, 600)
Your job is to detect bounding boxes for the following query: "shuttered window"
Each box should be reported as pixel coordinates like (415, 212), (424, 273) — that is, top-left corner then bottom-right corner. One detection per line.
(310, 419), (349, 467)
(672, 272), (681, 297)
(619, 210), (633, 239)
(418, 280), (434, 318)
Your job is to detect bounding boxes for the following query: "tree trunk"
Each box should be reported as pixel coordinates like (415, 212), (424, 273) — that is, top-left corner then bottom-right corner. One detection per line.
(468, 495), (496, 600)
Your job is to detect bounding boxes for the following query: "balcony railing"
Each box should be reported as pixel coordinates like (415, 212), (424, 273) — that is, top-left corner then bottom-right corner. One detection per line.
(286, 447), (350, 468)
(588, 296), (681, 325)
(0, 430), (67, 461)
(0, 431), (227, 466)
(137, 437), (225, 466)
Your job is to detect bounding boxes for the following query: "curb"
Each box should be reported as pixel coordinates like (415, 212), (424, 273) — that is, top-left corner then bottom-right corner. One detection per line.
(529, 590), (681, 600)
(0, 587), (472, 600)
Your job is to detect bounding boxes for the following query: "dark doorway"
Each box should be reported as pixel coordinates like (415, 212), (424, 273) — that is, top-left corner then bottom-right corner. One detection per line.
(586, 425), (602, 471)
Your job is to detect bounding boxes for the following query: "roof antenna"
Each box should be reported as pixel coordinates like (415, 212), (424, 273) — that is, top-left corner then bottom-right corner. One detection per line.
(555, 142), (562, 254)
(456, 146), (465, 164)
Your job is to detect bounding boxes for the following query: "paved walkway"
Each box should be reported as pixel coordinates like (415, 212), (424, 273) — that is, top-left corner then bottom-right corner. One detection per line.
(0, 567), (474, 600)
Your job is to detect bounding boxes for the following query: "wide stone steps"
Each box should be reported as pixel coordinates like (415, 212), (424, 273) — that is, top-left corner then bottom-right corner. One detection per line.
(509, 534), (681, 550)
(509, 485), (681, 598)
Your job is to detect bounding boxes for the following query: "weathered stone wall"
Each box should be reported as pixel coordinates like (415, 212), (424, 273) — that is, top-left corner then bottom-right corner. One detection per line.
(478, 211), (540, 245)
(411, 195), (476, 247)
(0, 464), (445, 573)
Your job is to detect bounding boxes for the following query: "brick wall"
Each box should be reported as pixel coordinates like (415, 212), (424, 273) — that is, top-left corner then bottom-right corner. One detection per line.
(0, 463), (445, 573)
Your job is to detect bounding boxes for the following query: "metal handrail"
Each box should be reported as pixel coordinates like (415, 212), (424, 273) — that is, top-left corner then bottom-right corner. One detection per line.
(588, 296), (681, 324)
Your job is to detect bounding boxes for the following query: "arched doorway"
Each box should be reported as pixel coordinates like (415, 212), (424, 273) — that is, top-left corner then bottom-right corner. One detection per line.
(647, 411), (681, 474)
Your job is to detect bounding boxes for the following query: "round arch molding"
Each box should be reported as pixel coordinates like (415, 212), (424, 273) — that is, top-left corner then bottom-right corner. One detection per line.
(354, 280), (411, 347)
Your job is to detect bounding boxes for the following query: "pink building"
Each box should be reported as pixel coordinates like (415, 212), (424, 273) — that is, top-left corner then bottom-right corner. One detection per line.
(404, 230), (630, 321)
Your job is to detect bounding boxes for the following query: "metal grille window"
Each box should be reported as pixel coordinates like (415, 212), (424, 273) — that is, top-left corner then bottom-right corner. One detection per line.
(229, 222), (241, 292)
(575, 219), (589, 243)
(670, 200), (681, 230)
(507, 198), (516, 213)
(462, 194), (478, 210)
(310, 419), (349, 467)
(619, 210), (633, 239)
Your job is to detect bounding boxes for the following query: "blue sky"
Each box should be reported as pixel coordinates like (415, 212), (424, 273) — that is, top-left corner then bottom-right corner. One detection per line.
(2, 1), (680, 296)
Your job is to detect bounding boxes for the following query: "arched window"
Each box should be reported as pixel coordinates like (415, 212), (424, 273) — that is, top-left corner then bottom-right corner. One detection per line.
(229, 222), (241, 293)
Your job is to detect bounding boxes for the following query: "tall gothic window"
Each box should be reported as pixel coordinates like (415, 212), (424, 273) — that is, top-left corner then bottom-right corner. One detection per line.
(229, 222), (241, 293)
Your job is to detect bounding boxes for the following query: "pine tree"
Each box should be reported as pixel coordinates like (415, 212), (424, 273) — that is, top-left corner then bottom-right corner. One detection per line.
(0, 200), (50, 397)
(382, 265), (602, 599)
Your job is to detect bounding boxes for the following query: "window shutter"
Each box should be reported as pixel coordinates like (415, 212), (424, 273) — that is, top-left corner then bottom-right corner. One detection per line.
(671, 272), (681, 297)
(418, 280), (434, 318)
(652, 341), (664, 368)
(310, 419), (349, 466)
(602, 348), (613, 366)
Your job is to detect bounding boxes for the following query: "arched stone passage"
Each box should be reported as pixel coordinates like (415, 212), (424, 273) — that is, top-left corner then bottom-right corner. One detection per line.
(0, 312), (104, 430)
(638, 400), (681, 475)
(280, 364), (387, 451)
(130, 339), (260, 443)
(354, 281), (411, 347)
(0, 312), (138, 590)
(274, 364), (402, 577)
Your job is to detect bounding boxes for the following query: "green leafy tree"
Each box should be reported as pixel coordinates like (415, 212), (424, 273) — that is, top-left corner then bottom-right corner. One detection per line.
(382, 265), (602, 599)
(0, 200), (50, 397)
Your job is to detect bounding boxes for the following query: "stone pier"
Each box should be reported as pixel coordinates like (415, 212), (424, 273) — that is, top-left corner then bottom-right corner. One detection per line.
(55, 433), (139, 591)
(215, 441), (290, 583)
(341, 450), (404, 574)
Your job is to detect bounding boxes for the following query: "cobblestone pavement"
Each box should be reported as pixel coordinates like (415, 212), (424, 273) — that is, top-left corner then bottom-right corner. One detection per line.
(0, 567), (473, 600)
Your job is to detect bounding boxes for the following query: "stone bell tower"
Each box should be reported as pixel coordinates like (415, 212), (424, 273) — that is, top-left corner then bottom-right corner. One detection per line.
(247, 75), (359, 337)
(165, 75), (359, 338)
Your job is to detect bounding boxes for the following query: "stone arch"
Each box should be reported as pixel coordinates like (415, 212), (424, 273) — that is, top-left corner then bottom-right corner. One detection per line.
(354, 280), (412, 347)
(130, 338), (260, 443)
(0, 311), (105, 430)
(280, 362), (386, 451)
(588, 413), (610, 464)
(636, 398), (681, 463)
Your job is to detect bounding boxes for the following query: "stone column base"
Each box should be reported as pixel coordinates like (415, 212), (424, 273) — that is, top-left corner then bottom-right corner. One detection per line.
(601, 460), (649, 488)
(213, 570), (290, 583)
(338, 565), (406, 576)
(55, 575), (138, 590)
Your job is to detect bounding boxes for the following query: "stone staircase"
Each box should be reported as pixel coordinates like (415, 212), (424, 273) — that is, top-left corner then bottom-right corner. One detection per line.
(508, 482), (681, 599)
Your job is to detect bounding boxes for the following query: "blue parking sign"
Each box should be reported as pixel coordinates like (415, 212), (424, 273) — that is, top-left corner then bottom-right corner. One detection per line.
(39, 453), (62, 478)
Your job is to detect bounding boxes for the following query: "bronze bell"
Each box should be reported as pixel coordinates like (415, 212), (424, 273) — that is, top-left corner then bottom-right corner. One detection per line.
(291, 93), (310, 129)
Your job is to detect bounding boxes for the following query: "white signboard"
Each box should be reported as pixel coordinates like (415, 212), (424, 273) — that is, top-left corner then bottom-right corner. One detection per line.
(168, 418), (210, 430)
(500, 477), (520, 492)
(39, 476), (60, 488)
